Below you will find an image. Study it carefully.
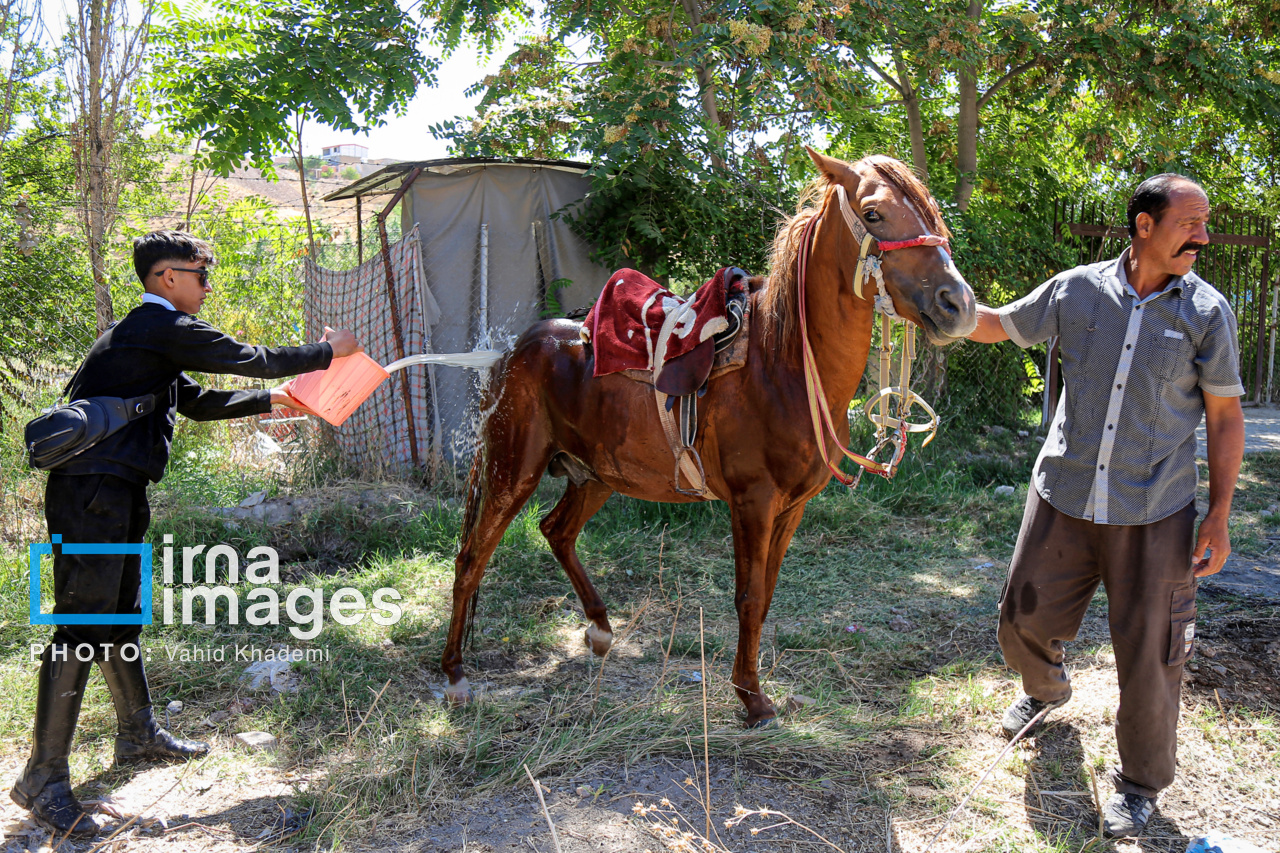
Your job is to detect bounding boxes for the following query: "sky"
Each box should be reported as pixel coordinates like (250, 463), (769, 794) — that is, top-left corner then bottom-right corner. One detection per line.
(37, 0), (524, 163)
(300, 43), (513, 162)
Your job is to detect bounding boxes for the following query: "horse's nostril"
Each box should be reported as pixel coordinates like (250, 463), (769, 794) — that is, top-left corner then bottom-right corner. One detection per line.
(934, 283), (962, 317)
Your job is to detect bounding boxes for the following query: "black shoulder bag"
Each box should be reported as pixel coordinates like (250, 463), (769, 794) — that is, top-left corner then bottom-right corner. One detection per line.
(24, 365), (164, 471)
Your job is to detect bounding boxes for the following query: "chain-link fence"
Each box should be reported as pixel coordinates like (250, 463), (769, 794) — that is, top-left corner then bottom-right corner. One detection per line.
(302, 228), (440, 479)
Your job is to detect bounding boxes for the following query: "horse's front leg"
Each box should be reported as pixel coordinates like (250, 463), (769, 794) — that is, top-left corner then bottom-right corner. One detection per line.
(728, 492), (803, 728)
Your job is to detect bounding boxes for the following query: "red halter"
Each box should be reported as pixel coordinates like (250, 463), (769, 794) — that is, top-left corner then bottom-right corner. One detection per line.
(877, 234), (951, 254)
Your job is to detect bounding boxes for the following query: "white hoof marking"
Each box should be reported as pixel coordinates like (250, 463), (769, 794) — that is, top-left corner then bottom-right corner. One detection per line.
(585, 625), (613, 656)
(444, 678), (472, 705)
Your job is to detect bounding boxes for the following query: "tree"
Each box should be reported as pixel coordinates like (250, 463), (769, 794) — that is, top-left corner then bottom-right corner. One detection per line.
(429, 0), (1280, 238)
(152, 0), (435, 255)
(66, 0), (151, 334)
(426, 0), (889, 280)
(856, 0), (1280, 209)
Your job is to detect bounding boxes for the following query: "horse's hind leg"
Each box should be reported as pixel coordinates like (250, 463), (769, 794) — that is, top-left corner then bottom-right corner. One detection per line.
(441, 412), (552, 704)
(540, 480), (615, 656)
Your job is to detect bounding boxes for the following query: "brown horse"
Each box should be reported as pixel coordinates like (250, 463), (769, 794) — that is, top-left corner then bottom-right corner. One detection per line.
(441, 149), (977, 727)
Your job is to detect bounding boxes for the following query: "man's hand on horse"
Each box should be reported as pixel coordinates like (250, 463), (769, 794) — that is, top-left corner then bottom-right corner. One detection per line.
(321, 327), (363, 358)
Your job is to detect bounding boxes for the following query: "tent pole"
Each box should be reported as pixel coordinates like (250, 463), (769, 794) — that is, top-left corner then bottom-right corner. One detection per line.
(377, 168), (423, 470)
(479, 223), (489, 348)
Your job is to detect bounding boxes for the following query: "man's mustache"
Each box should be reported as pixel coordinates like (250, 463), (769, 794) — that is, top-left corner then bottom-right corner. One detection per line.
(1177, 242), (1208, 256)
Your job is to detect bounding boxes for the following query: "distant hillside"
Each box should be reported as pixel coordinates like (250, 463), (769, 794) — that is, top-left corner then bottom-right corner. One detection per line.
(158, 154), (365, 235)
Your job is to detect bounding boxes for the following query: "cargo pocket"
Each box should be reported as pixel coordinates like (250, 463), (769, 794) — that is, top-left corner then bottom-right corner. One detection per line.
(1166, 583), (1197, 666)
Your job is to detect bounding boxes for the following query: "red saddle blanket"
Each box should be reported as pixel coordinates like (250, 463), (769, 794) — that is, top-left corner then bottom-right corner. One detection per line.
(583, 267), (745, 378)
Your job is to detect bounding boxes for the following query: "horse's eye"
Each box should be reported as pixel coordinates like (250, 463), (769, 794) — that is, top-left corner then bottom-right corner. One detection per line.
(863, 210), (882, 223)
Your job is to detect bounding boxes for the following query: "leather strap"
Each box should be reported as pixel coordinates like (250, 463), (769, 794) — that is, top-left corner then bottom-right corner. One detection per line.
(654, 386), (720, 500)
(796, 215), (891, 486)
(121, 392), (160, 420)
(796, 192), (943, 488)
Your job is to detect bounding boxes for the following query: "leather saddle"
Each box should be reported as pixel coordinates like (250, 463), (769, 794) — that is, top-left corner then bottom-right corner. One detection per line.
(654, 267), (751, 398)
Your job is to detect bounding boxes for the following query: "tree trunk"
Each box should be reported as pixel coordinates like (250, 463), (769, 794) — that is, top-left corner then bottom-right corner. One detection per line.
(294, 116), (317, 257)
(954, 0), (982, 212)
(680, 0), (726, 171)
(87, 0), (113, 334)
(892, 47), (929, 185)
(68, 0), (149, 335)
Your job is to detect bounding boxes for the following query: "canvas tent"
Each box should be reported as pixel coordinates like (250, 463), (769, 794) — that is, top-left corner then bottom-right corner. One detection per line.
(322, 157), (614, 468)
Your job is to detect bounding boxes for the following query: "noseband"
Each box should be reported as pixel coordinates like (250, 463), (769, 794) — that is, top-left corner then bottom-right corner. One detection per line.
(797, 185), (947, 487)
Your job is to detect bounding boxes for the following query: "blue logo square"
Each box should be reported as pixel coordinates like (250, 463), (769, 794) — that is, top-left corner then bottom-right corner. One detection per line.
(29, 535), (153, 626)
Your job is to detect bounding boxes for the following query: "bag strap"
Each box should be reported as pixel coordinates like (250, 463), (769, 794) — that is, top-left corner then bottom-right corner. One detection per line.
(58, 360), (87, 403)
(120, 391), (161, 420)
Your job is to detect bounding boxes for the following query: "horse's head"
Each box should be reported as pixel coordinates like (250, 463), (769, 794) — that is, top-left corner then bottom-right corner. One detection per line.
(807, 148), (977, 345)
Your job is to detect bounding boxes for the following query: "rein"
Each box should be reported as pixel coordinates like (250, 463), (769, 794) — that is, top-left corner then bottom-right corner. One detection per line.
(797, 186), (944, 487)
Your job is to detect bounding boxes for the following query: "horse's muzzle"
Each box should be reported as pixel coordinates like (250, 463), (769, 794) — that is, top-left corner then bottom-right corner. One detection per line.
(922, 274), (977, 344)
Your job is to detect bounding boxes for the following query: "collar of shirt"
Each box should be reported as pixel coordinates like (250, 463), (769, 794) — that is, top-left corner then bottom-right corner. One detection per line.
(1108, 246), (1186, 303)
(141, 292), (177, 311)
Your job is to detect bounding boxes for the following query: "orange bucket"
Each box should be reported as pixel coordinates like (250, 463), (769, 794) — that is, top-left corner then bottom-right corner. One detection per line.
(282, 351), (503, 426)
(285, 353), (390, 426)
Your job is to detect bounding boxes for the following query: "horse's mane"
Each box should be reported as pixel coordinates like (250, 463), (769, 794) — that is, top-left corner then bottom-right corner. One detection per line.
(760, 155), (949, 350)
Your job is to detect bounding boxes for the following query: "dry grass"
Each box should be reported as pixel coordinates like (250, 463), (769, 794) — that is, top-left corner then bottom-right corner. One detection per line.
(1, 443), (1278, 852)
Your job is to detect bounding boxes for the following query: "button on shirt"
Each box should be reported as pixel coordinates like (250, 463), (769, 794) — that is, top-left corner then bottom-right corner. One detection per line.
(997, 249), (1244, 526)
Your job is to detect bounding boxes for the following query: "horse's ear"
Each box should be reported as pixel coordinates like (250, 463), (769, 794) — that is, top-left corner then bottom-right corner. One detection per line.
(805, 146), (855, 185)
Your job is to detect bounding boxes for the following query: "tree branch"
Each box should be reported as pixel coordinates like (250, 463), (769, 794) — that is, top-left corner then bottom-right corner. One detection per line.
(868, 95), (946, 108)
(864, 57), (905, 97)
(977, 57), (1038, 110)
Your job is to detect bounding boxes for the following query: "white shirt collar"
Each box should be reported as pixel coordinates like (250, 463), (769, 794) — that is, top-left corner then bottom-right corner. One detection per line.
(141, 292), (177, 311)
(1112, 246), (1185, 300)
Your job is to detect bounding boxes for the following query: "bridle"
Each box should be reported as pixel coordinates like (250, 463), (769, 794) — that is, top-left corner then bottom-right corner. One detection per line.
(797, 183), (947, 487)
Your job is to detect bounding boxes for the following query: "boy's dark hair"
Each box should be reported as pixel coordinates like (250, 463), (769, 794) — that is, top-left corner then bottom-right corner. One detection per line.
(133, 230), (215, 285)
(1127, 174), (1202, 237)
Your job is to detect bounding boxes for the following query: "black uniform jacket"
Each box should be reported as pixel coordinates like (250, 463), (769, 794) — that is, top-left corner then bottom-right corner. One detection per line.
(56, 303), (333, 484)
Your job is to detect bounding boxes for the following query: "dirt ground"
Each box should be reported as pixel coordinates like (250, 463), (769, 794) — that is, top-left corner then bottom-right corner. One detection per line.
(2, 554), (1277, 853)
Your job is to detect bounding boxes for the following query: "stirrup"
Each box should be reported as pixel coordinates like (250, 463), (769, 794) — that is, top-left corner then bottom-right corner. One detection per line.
(673, 445), (713, 498)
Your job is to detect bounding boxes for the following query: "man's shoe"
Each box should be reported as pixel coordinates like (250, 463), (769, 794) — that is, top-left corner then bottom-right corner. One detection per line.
(10, 779), (98, 838)
(115, 714), (209, 764)
(11, 647), (95, 836)
(1102, 792), (1156, 838)
(98, 650), (209, 764)
(1000, 692), (1070, 739)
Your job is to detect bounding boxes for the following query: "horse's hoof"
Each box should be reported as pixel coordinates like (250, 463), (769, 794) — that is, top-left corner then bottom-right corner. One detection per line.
(746, 715), (779, 730)
(584, 625), (613, 657)
(444, 678), (473, 705)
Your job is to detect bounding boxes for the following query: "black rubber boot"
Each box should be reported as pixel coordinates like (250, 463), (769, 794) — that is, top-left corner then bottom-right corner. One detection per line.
(10, 647), (98, 838)
(98, 649), (209, 764)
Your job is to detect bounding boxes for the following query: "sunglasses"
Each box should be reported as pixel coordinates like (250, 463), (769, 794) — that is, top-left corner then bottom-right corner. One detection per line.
(156, 267), (211, 285)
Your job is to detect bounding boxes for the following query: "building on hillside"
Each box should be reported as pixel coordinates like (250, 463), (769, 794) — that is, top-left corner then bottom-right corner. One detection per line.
(321, 143), (369, 165)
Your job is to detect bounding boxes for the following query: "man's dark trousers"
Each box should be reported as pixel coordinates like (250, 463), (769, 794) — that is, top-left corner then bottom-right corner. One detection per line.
(998, 489), (1198, 798)
(15, 472), (151, 804)
(45, 471), (150, 652)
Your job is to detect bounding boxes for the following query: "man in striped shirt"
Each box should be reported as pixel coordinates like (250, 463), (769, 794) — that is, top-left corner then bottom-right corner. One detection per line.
(968, 174), (1246, 838)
